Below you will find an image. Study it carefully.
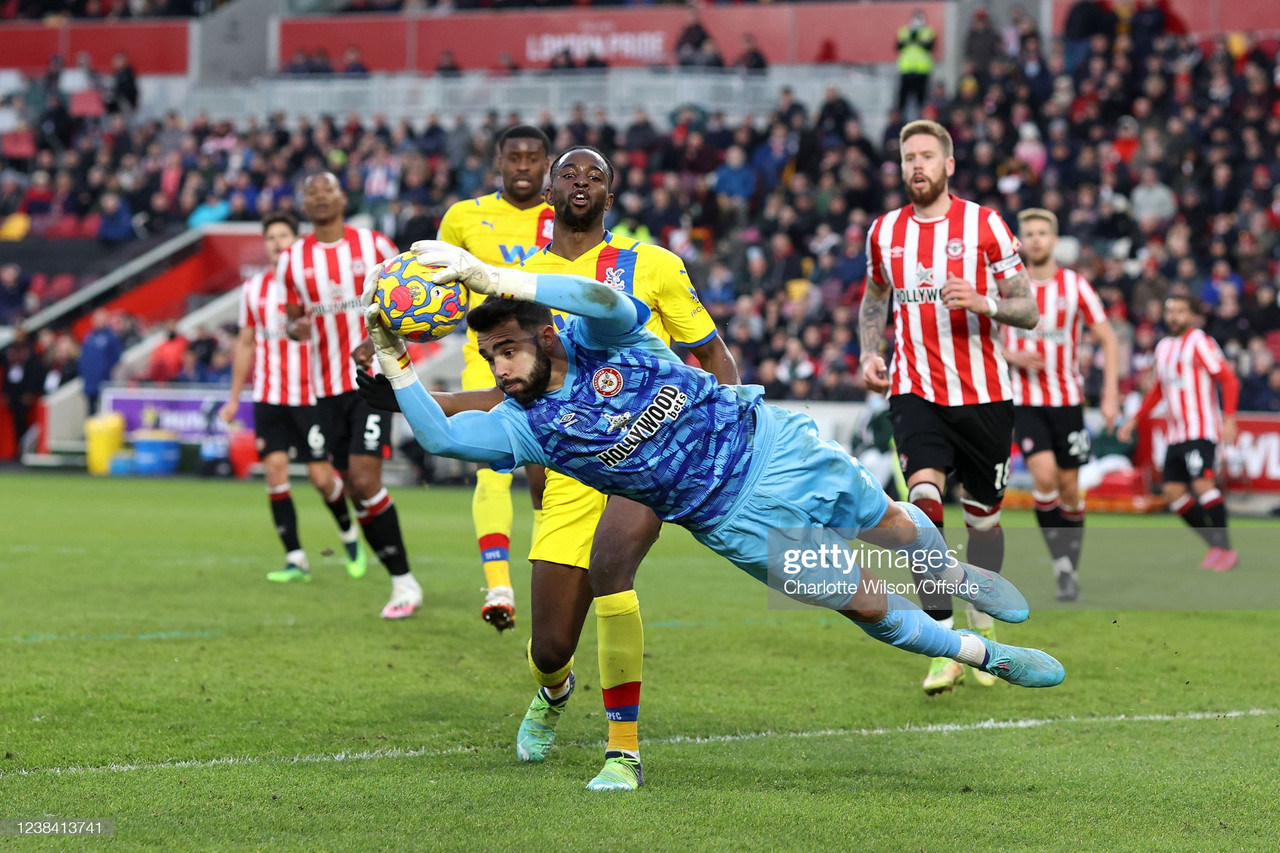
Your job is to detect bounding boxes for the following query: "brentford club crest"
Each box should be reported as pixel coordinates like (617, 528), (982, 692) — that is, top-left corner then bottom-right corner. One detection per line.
(946, 238), (965, 259)
(592, 367), (623, 397)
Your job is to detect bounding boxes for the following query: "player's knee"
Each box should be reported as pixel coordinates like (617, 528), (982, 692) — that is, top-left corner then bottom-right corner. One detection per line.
(962, 499), (1002, 530)
(347, 469), (381, 501)
(306, 465), (334, 493)
(529, 635), (574, 675)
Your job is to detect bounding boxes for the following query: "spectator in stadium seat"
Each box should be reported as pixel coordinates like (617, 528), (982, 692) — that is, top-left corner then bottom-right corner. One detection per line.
(341, 46), (370, 76)
(497, 52), (521, 76)
(624, 108), (659, 152)
(1250, 367), (1280, 413)
(548, 49), (576, 72)
(734, 33), (768, 73)
(106, 51), (138, 114)
(96, 192), (135, 244)
(18, 171), (53, 216)
(1129, 166), (1177, 228)
(187, 191), (230, 228)
(0, 264), (29, 325)
(675, 8), (710, 66)
(436, 50), (462, 77)
(1206, 286), (1253, 351)
(0, 172), (25, 218)
(284, 49), (311, 75)
(964, 9), (1003, 71)
(308, 48), (334, 74)
(1247, 285), (1280, 335)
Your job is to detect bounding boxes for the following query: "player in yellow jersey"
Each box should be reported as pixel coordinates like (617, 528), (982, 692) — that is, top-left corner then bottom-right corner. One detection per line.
(437, 126), (554, 632)
(357, 145), (735, 790)
(511, 146), (738, 791)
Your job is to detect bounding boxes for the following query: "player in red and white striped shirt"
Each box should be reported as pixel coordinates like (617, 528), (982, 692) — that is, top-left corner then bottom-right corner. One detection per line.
(221, 212), (365, 583)
(280, 173), (420, 618)
(860, 120), (1040, 695)
(1119, 294), (1240, 571)
(1002, 209), (1120, 601)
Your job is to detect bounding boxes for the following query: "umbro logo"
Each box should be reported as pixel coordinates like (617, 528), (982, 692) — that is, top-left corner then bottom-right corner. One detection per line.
(890, 247), (906, 259)
(559, 412), (579, 427)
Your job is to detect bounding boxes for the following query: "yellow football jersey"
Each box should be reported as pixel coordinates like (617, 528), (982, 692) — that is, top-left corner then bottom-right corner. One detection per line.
(439, 191), (554, 389)
(519, 231), (716, 348)
(437, 191), (554, 268)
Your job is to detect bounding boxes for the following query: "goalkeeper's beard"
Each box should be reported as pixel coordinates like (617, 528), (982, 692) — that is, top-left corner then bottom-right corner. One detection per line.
(502, 346), (552, 405)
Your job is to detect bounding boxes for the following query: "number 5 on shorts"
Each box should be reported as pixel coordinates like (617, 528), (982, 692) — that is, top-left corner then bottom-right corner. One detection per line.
(364, 413), (383, 451)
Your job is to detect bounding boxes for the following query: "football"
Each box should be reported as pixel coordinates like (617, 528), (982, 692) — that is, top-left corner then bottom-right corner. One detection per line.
(373, 253), (469, 342)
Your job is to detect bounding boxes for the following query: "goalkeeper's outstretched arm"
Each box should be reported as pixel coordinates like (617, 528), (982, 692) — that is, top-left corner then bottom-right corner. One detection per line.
(395, 383), (516, 465)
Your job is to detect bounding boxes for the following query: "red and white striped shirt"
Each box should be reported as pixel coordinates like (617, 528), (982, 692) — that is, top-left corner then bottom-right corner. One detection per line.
(1003, 267), (1107, 408)
(279, 225), (398, 398)
(868, 195), (1024, 407)
(238, 270), (314, 406)
(1149, 329), (1230, 444)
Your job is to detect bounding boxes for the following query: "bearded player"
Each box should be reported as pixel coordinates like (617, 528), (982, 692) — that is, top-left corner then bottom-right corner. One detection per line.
(860, 120), (1039, 695)
(361, 146), (736, 791)
(360, 241), (1066, 789)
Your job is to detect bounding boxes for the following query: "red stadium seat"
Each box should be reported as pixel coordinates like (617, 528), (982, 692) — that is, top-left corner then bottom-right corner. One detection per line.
(44, 216), (82, 239)
(69, 90), (106, 118)
(0, 129), (34, 159)
(78, 213), (102, 238)
(47, 273), (76, 301)
(1266, 330), (1280, 362)
(27, 272), (48, 301)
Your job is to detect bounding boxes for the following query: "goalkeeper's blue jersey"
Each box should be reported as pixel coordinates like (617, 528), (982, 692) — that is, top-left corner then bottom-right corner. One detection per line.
(488, 301), (765, 532)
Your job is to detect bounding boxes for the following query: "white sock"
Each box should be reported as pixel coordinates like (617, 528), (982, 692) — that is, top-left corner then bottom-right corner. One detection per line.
(955, 633), (989, 667)
(543, 674), (573, 702)
(339, 524), (359, 544)
(392, 572), (420, 594)
(286, 549), (308, 570)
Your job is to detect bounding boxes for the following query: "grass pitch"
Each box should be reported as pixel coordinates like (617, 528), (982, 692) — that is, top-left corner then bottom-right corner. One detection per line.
(2, 472), (1278, 850)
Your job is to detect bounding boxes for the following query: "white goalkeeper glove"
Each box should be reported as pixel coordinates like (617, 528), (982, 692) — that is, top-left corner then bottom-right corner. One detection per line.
(410, 239), (538, 302)
(359, 260), (417, 389)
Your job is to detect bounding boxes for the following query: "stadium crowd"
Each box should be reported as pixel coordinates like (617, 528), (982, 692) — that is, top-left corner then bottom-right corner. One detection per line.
(4, 2), (1280, 457)
(1, 0), (227, 20)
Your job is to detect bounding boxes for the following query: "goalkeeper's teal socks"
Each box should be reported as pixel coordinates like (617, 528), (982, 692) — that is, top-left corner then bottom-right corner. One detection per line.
(857, 593), (988, 663)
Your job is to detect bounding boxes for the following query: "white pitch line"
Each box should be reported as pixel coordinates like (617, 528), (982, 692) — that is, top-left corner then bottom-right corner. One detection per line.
(3, 708), (1272, 779)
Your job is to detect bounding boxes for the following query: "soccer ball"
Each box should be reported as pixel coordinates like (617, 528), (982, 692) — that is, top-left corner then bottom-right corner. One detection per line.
(373, 253), (469, 343)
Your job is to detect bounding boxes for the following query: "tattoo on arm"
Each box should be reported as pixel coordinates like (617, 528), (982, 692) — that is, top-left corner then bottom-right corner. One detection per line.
(993, 269), (1040, 329)
(858, 278), (891, 356)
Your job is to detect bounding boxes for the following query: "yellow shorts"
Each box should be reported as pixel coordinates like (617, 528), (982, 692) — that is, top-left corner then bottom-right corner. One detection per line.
(527, 469), (607, 569)
(461, 331), (495, 392)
